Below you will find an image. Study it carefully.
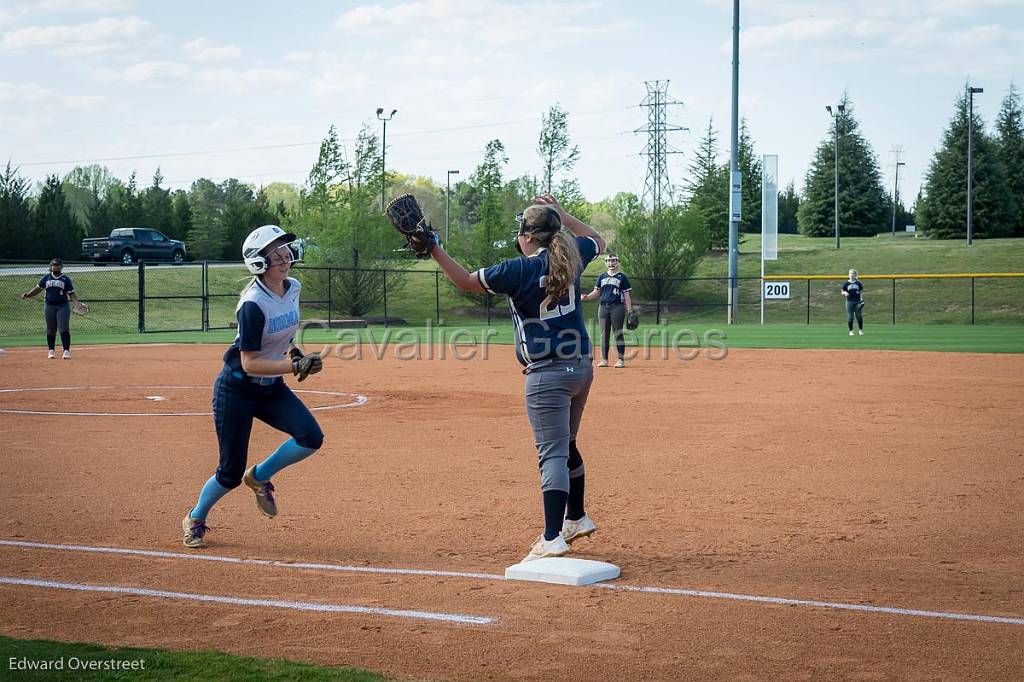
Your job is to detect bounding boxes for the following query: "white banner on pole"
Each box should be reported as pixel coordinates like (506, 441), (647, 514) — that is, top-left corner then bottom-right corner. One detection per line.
(762, 154), (779, 261)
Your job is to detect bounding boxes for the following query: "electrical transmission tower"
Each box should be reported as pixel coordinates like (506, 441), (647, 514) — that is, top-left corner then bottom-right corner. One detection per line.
(636, 80), (685, 213)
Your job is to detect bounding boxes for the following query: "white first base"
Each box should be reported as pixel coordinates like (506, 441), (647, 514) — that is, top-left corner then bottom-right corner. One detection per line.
(504, 557), (620, 586)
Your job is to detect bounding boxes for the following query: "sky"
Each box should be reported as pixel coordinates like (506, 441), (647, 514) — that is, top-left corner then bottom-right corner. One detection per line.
(1, 0), (1022, 208)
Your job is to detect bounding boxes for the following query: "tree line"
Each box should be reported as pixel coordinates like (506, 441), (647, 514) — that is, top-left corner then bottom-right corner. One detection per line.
(1, 84), (1022, 282)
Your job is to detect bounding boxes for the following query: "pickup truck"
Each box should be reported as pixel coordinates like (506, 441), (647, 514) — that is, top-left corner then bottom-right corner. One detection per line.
(81, 228), (187, 265)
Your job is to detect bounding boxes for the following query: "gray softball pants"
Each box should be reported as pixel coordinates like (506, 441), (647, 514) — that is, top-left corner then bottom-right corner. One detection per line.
(523, 357), (594, 494)
(45, 303), (71, 335)
(598, 302), (626, 358)
(845, 299), (863, 328)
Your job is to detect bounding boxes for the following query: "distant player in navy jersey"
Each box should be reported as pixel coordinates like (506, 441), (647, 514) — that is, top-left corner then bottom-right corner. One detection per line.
(431, 193), (606, 562)
(582, 253), (633, 368)
(182, 225), (325, 548)
(842, 268), (865, 336)
(21, 258), (84, 359)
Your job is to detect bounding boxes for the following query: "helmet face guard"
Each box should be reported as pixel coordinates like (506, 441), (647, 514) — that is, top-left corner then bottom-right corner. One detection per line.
(242, 225), (297, 275)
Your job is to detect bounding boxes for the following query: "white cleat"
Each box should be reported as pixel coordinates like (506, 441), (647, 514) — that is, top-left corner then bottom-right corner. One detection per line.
(47, 350), (55, 359)
(849, 331), (855, 336)
(561, 514), (597, 544)
(858, 330), (864, 336)
(522, 534), (569, 562)
(62, 350), (71, 359)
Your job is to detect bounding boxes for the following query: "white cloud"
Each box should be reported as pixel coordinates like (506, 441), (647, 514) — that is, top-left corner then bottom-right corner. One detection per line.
(0, 81), (105, 108)
(181, 37), (242, 63)
(36, 0), (135, 12)
(1, 16), (157, 56)
(93, 60), (192, 84)
(335, 0), (631, 45)
(192, 67), (305, 94)
(283, 51), (315, 62)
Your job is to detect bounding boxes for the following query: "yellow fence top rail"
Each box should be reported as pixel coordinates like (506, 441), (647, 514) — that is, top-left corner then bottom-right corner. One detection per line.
(763, 273), (1024, 281)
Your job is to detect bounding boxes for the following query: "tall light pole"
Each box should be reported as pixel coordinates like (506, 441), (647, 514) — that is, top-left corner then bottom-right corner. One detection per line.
(446, 169), (460, 242)
(967, 86), (983, 246)
(892, 160), (906, 237)
(826, 103), (845, 250)
(727, 0), (740, 325)
(376, 107), (397, 211)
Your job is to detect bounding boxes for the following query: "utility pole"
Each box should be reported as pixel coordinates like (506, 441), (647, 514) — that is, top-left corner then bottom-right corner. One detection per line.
(376, 107), (397, 211)
(967, 86), (983, 246)
(727, 0), (740, 323)
(826, 103), (845, 249)
(891, 147), (906, 237)
(636, 81), (684, 215)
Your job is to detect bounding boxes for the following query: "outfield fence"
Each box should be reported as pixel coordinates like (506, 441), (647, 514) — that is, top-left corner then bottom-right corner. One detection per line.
(1, 261), (1023, 337)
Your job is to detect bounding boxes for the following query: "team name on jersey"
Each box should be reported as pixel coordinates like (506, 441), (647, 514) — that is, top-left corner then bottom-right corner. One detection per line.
(45, 279), (67, 290)
(268, 309), (299, 334)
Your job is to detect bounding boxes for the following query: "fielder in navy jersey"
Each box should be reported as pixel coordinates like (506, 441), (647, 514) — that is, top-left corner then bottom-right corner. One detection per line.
(182, 225), (325, 549)
(21, 258), (84, 359)
(842, 268), (865, 336)
(431, 193), (607, 562)
(582, 253), (633, 368)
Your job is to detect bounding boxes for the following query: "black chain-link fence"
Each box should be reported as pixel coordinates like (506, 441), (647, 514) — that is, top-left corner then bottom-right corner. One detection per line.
(2, 261), (1022, 337)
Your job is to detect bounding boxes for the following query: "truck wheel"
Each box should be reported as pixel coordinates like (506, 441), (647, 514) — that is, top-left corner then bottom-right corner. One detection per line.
(172, 249), (185, 264)
(121, 249), (135, 265)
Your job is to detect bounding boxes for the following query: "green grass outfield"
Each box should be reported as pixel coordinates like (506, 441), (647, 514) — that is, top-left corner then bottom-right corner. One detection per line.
(2, 236), (1023, 336)
(0, 636), (388, 681)
(1, 323), (1021, 354)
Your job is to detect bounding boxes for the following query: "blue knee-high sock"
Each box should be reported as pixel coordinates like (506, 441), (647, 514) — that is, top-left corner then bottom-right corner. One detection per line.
(190, 476), (231, 521)
(252, 438), (317, 482)
(543, 490), (569, 541)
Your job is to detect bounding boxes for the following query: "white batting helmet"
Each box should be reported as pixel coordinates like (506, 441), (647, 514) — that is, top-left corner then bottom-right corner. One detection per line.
(242, 225), (296, 274)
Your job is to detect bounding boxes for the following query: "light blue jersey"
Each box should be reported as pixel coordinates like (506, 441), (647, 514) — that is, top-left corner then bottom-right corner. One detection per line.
(223, 277), (301, 377)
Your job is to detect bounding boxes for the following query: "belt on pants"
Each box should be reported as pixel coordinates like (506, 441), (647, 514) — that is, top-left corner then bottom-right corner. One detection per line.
(225, 367), (278, 385)
(522, 356), (588, 375)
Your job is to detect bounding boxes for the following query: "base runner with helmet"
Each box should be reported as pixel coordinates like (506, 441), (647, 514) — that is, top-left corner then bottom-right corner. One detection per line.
(20, 258), (87, 360)
(386, 192), (606, 562)
(182, 225), (325, 548)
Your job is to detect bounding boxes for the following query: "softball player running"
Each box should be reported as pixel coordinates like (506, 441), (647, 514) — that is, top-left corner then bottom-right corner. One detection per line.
(431, 194), (606, 562)
(21, 258), (83, 359)
(182, 225), (325, 548)
(582, 253), (633, 368)
(842, 268), (865, 336)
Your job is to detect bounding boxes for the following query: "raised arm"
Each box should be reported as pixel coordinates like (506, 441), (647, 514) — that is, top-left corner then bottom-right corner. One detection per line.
(533, 193), (606, 254)
(431, 245), (485, 293)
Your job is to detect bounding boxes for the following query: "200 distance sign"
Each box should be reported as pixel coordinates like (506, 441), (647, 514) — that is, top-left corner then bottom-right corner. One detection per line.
(764, 281), (790, 299)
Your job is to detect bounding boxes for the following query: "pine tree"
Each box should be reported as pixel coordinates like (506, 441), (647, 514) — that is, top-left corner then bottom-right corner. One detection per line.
(736, 118), (762, 233)
(170, 190), (192, 241)
(917, 89), (1016, 239)
(0, 162), (33, 260)
(35, 174), (81, 260)
(142, 169), (174, 236)
(778, 181), (800, 233)
(686, 118), (729, 249)
(995, 83), (1024, 236)
(798, 95), (890, 238)
(186, 178), (226, 260)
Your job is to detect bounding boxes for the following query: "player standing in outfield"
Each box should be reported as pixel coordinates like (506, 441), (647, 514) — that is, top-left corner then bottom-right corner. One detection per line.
(428, 194), (606, 562)
(20, 258), (84, 359)
(182, 225), (325, 549)
(842, 268), (865, 336)
(582, 253), (633, 368)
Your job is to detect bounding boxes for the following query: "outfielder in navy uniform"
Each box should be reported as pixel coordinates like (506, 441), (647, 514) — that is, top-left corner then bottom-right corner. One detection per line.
(182, 225), (325, 548)
(430, 193), (606, 562)
(842, 268), (865, 336)
(582, 253), (633, 367)
(21, 258), (84, 359)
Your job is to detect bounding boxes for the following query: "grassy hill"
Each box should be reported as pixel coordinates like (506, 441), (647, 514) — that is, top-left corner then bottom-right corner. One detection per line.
(1, 236), (1022, 337)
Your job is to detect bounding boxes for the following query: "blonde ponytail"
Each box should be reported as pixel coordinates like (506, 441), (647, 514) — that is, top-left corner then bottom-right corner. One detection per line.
(543, 230), (581, 302)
